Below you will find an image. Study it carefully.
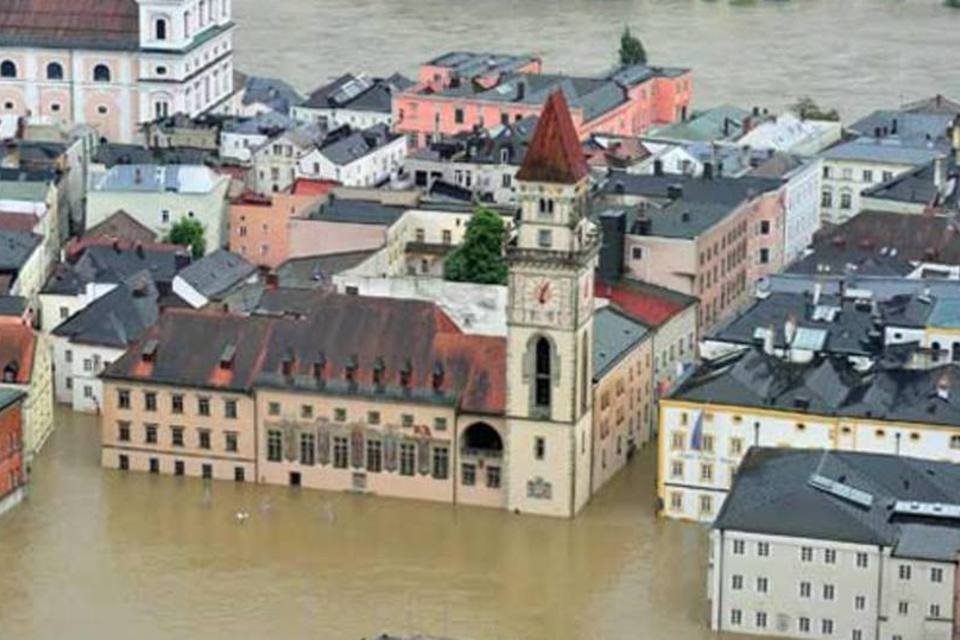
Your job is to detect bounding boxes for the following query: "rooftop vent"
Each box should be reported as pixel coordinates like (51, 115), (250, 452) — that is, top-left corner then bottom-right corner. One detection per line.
(219, 343), (236, 370)
(141, 338), (158, 362)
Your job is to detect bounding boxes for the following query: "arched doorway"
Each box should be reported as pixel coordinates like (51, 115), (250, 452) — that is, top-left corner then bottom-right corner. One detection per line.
(462, 422), (503, 457)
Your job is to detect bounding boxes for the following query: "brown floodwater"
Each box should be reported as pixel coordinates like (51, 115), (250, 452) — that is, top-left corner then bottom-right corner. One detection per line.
(0, 407), (741, 640)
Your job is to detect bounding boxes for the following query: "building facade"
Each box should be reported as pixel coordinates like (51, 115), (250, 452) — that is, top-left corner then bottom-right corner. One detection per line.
(0, 0), (237, 143)
(0, 388), (26, 517)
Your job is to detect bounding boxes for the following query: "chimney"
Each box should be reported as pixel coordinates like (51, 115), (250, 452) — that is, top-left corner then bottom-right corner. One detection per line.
(762, 326), (775, 356)
(598, 210), (626, 282)
(432, 360), (445, 393)
(653, 159), (664, 176)
(784, 315), (798, 346)
(813, 282), (822, 306)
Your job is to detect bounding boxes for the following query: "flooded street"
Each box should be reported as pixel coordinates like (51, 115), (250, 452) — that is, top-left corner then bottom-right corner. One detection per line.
(232, 0), (960, 121)
(0, 409), (719, 639)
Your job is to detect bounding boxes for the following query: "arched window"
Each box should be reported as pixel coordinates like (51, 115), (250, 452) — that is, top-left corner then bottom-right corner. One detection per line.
(93, 64), (111, 82)
(155, 18), (167, 40)
(183, 11), (191, 37)
(46, 62), (63, 80)
(0, 60), (16, 78)
(535, 337), (551, 409)
(199, 0), (206, 25)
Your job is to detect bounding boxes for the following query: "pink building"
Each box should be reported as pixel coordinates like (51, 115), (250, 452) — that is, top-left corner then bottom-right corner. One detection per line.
(0, 0), (237, 143)
(228, 192), (321, 269)
(394, 51), (692, 147)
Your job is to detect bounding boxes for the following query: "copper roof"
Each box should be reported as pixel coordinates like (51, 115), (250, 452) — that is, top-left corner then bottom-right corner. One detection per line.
(0, 0), (140, 51)
(515, 90), (588, 184)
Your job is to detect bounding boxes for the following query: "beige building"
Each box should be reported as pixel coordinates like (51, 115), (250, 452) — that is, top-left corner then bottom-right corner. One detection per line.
(709, 448), (959, 640)
(0, 318), (54, 460)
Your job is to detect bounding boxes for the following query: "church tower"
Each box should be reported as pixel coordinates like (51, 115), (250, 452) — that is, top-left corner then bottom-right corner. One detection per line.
(505, 91), (599, 517)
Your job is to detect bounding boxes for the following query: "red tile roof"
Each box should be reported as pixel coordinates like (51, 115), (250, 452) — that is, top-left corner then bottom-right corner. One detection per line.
(82, 210), (157, 245)
(515, 90), (589, 184)
(292, 178), (339, 196)
(0, 0), (140, 50)
(595, 278), (697, 328)
(0, 321), (37, 384)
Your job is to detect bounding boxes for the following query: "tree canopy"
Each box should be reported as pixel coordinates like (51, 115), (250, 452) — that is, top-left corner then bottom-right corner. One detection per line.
(791, 96), (840, 122)
(618, 27), (647, 66)
(166, 217), (206, 258)
(443, 206), (507, 285)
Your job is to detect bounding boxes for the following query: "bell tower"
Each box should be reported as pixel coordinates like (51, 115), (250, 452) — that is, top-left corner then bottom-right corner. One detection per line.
(505, 90), (599, 517)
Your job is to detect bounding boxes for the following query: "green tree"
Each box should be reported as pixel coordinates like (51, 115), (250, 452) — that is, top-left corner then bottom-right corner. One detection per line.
(791, 96), (840, 122)
(165, 217), (206, 258)
(618, 27), (647, 66)
(443, 206), (507, 285)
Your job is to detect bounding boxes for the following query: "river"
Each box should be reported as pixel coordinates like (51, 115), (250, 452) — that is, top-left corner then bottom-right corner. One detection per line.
(0, 408), (730, 640)
(231, 0), (960, 122)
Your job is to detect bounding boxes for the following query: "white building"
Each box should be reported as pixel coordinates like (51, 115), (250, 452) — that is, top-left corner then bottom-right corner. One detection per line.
(250, 124), (325, 194)
(659, 348), (960, 523)
(219, 111), (294, 163)
(296, 124), (406, 188)
(86, 164), (229, 254)
(0, 0), (237, 143)
(292, 73), (412, 130)
(737, 113), (841, 156)
(709, 448), (958, 640)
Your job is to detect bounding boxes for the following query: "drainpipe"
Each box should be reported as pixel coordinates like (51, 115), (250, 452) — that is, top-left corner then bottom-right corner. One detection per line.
(452, 414), (458, 507)
(715, 529), (725, 632)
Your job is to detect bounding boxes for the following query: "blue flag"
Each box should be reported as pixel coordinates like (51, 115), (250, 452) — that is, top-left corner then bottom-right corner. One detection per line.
(690, 411), (703, 451)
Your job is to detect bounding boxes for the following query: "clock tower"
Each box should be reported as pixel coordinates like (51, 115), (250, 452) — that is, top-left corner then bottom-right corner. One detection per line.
(505, 90), (599, 517)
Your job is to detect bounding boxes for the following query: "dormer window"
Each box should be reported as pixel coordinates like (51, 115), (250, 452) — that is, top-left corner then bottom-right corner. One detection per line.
(372, 357), (386, 390)
(345, 355), (358, 384)
(432, 361), (445, 393)
(312, 352), (326, 380)
(219, 344), (236, 370)
(399, 359), (412, 388)
(281, 351), (295, 377)
(2, 361), (18, 383)
(141, 339), (158, 363)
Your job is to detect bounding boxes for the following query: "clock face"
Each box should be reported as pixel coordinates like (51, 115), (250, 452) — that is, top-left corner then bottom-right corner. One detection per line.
(524, 277), (559, 313)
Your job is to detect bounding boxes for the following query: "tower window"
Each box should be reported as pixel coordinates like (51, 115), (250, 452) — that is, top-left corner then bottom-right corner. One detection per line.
(538, 198), (555, 215)
(537, 229), (552, 248)
(535, 337), (551, 409)
(0, 60), (16, 78)
(93, 64), (111, 82)
(155, 18), (167, 40)
(46, 62), (63, 80)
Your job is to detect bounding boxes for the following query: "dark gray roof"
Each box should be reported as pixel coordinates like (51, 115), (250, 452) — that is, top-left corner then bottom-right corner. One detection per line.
(634, 199), (738, 240)
(175, 249), (255, 299)
(593, 306), (648, 380)
(0, 295), (26, 316)
(52, 280), (159, 348)
(715, 448), (960, 561)
(848, 110), (955, 146)
(307, 197), (406, 226)
(318, 124), (400, 165)
(92, 143), (217, 168)
(301, 74), (412, 113)
(241, 76), (302, 114)
(673, 348), (960, 428)
(787, 246), (915, 278)
(0, 387), (24, 412)
(861, 159), (956, 208)
(276, 250), (375, 289)
(707, 291), (881, 357)
(222, 111), (295, 136)
(0, 229), (41, 271)
(42, 245), (189, 295)
(821, 138), (946, 165)
(601, 171), (783, 205)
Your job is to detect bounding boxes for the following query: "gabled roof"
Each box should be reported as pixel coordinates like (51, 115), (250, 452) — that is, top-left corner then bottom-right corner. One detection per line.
(175, 249), (256, 300)
(53, 281), (159, 348)
(515, 90), (588, 184)
(594, 277), (697, 328)
(593, 306), (648, 380)
(0, 229), (41, 271)
(83, 210), (158, 245)
(241, 76), (303, 114)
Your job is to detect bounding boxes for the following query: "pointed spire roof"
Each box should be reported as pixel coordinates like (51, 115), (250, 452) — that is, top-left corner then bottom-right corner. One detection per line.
(516, 90), (588, 185)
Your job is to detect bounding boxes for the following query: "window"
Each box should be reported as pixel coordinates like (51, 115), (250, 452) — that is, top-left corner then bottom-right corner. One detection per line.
(432, 446), (449, 480)
(144, 392), (157, 412)
(366, 440), (382, 472)
(862, 169), (873, 182)
(729, 438), (743, 456)
(454, 108), (464, 124)
(462, 463), (476, 486)
(854, 595), (865, 610)
(149, 458), (160, 474)
(202, 464), (212, 479)
(198, 429), (211, 450)
(171, 426), (184, 447)
(0, 60), (16, 78)
(399, 443), (416, 476)
(882, 171), (893, 182)
(535, 338), (551, 409)
(155, 18), (167, 40)
(930, 604), (941, 618)
(700, 463), (713, 482)
(759, 248), (770, 264)
(842, 168), (852, 180)
(174, 460), (184, 476)
(632, 247), (643, 260)
(118, 421), (130, 442)
(759, 220), (770, 235)
(534, 436), (546, 460)
(442, 229), (452, 245)
(821, 619), (833, 635)
(699, 495), (712, 515)
(433, 417), (447, 432)
(671, 432), (685, 451)
(731, 574), (743, 590)
(732, 540), (745, 555)
(225, 432), (237, 453)
(334, 407), (346, 422)
(898, 601), (908, 615)
(822, 166), (830, 179)
(840, 192), (852, 209)
(300, 404), (313, 420)
(401, 414), (414, 428)
(800, 581), (811, 598)
(701, 434), (714, 453)
(669, 491), (682, 511)
(801, 546), (813, 562)
(757, 542), (770, 557)
(235, 467), (245, 482)
(730, 609), (742, 626)
(170, 394), (183, 414)
(268, 402), (280, 416)
(823, 584), (835, 600)
(671, 460), (683, 478)
(145, 424), (158, 444)
(46, 62), (63, 80)
(755, 612), (767, 628)
(333, 437), (348, 468)
(856, 552), (868, 568)
(799, 617), (810, 633)
(487, 466), (501, 488)
(824, 549), (836, 564)
(537, 229), (552, 248)
(267, 430), (282, 462)
(93, 64), (111, 82)
(756, 577), (768, 593)
(197, 397), (210, 416)
(300, 432), (315, 465)
(224, 400), (237, 419)
(899, 564), (911, 580)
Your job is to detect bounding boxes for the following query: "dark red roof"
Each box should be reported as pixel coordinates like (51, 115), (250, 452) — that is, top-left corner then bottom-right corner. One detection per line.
(0, 0), (139, 50)
(291, 178), (339, 196)
(595, 278), (697, 328)
(515, 90), (588, 184)
(82, 210), (157, 245)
